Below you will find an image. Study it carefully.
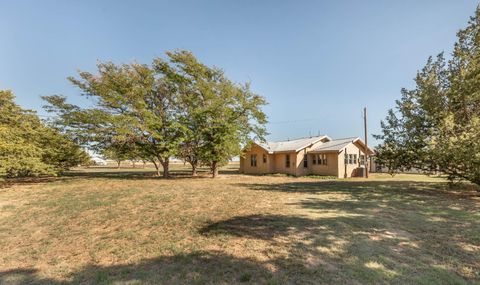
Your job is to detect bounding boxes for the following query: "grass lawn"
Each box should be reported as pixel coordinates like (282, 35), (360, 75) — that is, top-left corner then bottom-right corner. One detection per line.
(0, 165), (479, 284)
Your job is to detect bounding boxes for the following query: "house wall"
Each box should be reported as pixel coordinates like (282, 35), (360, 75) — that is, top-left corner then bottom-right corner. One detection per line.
(337, 142), (368, 178)
(241, 144), (272, 174)
(309, 152), (339, 176)
(273, 152), (297, 175)
(294, 139), (328, 176)
(239, 156), (244, 172)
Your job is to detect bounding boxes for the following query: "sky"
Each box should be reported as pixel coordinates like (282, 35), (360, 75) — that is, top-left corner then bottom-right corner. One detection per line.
(1, 0), (478, 144)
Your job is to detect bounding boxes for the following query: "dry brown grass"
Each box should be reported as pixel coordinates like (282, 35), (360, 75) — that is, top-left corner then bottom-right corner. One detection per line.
(0, 166), (479, 284)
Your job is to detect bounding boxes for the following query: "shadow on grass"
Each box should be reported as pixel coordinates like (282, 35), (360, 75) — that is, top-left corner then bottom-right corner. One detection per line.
(2, 179), (478, 283)
(238, 180), (480, 199)
(1, 167), (241, 187)
(0, 252), (276, 284)
(63, 167), (240, 180)
(197, 180), (480, 283)
(198, 212), (478, 284)
(2, 203), (478, 283)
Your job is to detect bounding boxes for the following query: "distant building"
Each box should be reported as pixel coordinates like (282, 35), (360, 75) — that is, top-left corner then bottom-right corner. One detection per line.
(239, 135), (374, 178)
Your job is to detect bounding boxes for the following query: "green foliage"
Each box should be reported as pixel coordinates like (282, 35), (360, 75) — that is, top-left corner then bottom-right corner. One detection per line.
(43, 50), (267, 178)
(156, 50), (267, 177)
(0, 90), (88, 178)
(43, 60), (186, 177)
(375, 8), (480, 185)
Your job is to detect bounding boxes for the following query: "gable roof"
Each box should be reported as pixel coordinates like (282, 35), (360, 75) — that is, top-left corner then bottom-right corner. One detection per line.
(255, 135), (330, 153)
(310, 137), (374, 154)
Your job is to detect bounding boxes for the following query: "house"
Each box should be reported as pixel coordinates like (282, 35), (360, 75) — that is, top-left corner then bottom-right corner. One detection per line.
(239, 135), (374, 178)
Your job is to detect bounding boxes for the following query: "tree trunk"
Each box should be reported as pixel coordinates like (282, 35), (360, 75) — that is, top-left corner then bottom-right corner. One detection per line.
(132, 161), (136, 168)
(161, 159), (169, 178)
(151, 159), (161, 176)
(211, 161), (219, 178)
(190, 162), (198, 177)
(117, 160), (121, 169)
(142, 160), (146, 168)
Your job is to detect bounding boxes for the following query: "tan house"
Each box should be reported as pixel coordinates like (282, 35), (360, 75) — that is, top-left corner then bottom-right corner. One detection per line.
(239, 135), (374, 178)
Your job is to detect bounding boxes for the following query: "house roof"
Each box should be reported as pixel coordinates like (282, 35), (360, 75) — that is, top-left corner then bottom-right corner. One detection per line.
(310, 137), (374, 154)
(256, 135), (329, 153)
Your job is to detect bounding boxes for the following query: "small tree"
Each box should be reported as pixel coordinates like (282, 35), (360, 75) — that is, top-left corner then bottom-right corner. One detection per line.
(101, 141), (132, 169)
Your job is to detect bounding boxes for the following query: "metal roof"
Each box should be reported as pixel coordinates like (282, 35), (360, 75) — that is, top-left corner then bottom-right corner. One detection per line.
(255, 135), (374, 154)
(256, 135), (329, 153)
(310, 137), (357, 152)
(310, 137), (375, 154)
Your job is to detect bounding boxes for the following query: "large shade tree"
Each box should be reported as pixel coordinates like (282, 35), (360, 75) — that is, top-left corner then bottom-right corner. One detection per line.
(44, 50), (267, 178)
(43, 61), (185, 177)
(155, 50), (268, 177)
(375, 8), (480, 186)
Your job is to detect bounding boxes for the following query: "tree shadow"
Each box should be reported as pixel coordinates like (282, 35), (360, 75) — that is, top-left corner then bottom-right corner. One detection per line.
(237, 180), (480, 205)
(237, 180), (450, 194)
(0, 251), (275, 285)
(1, 167), (241, 187)
(200, 214), (319, 240)
(199, 179), (480, 283)
(2, 179), (478, 283)
(63, 169), (240, 180)
(2, 212), (477, 283)
(198, 211), (479, 283)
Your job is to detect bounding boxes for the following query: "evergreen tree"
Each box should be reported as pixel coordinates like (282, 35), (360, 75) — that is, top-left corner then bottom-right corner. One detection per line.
(376, 8), (480, 186)
(0, 90), (88, 178)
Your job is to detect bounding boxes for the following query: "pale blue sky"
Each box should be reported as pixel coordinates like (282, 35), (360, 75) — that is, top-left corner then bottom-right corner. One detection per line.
(1, 0), (478, 144)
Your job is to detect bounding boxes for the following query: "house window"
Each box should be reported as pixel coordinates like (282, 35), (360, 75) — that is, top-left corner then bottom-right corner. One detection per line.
(286, 154), (290, 168)
(312, 154), (317, 165)
(360, 155), (365, 165)
(303, 154), (308, 168)
(348, 154), (353, 164)
(263, 154), (267, 163)
(250, 154), (257, 167)
(322, 154), (327, 165)
(353, 154), (358, 165)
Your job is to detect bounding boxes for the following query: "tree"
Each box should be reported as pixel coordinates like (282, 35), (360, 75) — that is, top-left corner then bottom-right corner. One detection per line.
(43, 50), (267, 178)
(155, 50), (268, 177)
(0, 90), (88, 179)
(375, 7), (480, 186)
(40, 127), (90, 172)
(101, 141), (133, 169)
(43, 61), (185, 178)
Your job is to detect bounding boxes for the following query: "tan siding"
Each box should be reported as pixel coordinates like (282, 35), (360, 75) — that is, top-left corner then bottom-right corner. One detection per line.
(242, 144), (271, 174)
(273, 152), (296, 175)
(310, 153), (339, 176)
(338, 142), (368, 178)
(296, 150), (306, 176)
(268, 153), (276, 173)
(295, 139), (328, 176)
(239, 156), (245, 173)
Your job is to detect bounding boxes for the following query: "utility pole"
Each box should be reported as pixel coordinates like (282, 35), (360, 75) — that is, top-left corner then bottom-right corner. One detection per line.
(364, 107), (369, 178)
